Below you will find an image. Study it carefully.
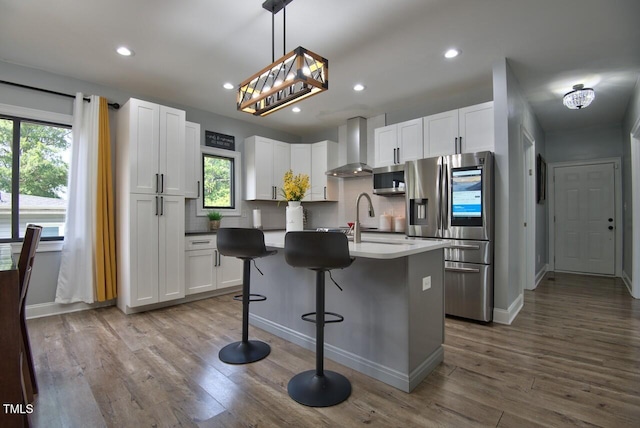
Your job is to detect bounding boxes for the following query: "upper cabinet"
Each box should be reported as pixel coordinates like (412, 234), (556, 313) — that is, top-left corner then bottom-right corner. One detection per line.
(290, 144), (312, 202)
(310, 140), (338, 201)
(374, 118), (423, 167)
(424, 101), (494, 157)
(184, 121), (201, 199)
(245, 136), (291, 200)
(117, 98), (186, 195)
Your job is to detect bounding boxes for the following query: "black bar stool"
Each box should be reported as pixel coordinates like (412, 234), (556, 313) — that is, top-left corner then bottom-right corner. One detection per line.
(217, 228), (277, 364)
(284, 231), (355, 407)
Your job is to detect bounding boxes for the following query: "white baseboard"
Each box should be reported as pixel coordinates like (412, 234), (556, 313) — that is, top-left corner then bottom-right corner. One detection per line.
(534, 264), (549, 289)
(621, 271), (638, 298)
(493, 293), (523, 325)
(26, 300), (116, 319)
(250, 313), (443, 393)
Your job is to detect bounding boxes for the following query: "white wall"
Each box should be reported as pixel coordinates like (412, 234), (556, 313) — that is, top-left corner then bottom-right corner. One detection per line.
(546, 126), (623, 163)
(492, 58), (547, 320)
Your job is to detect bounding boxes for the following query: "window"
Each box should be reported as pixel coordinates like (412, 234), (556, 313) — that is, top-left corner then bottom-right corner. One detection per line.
(198, 146), (242, 216)
(0, 114), (72, 241)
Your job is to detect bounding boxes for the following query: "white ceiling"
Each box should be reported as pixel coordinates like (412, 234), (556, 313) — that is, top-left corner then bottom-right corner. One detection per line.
(1, 0), (639, 136)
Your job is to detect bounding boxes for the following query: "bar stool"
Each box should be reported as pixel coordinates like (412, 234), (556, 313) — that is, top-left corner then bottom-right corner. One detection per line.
(284, 231), (355, 407)
(217, 228), (276, 364)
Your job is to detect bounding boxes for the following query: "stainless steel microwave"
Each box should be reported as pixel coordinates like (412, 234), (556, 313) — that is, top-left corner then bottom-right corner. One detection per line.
(373, 164), (405, 195)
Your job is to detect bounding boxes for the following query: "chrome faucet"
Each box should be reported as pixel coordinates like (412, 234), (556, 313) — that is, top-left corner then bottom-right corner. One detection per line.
(354, 192), (375, 243)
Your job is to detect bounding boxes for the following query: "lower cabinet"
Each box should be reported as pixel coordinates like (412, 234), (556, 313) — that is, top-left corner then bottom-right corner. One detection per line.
(185, 235), (243, 295)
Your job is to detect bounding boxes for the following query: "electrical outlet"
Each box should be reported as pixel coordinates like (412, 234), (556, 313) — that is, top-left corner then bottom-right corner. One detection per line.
(422, 276), (431, 291)
(241, 210), (247, 218)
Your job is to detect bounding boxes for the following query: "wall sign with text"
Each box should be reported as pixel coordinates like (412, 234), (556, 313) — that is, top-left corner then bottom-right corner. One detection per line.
(205, 131), (235, 151)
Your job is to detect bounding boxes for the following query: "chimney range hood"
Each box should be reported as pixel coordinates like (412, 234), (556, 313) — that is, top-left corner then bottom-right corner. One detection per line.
(325, 117), (373, 178)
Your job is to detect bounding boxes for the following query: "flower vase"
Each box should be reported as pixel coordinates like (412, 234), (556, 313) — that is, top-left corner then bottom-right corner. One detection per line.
(286, 201), (304, 232)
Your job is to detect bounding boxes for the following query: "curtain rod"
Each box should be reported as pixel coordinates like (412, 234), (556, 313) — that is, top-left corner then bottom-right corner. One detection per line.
(0, 80), (120, 110)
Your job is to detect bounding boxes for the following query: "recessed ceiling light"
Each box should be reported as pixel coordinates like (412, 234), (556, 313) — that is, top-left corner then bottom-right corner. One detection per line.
(223, 82), (234, 90)
(353, 83), (366, 91)
(444, 48), (460, 59)
(292, 107), (301, 113)
(116, 46), (134, 57)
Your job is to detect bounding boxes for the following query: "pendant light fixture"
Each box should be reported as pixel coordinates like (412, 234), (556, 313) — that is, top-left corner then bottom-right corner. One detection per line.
(237, 0), (329, 117)
(562, 84), (595, 110)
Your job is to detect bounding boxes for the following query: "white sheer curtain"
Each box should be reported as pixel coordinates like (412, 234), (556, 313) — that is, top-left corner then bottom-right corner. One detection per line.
(55, 93), (99, 304)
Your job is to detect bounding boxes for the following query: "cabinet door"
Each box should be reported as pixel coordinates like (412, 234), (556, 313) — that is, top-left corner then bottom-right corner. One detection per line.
(130, 194), (159, 307)
(397, 118), (423, 163)
(374, 125), (398, 167)
(459, 101), (494, 154)
(159, 106), (186, 195)
(272, 141), (291, 198)
(423, 109), (459, 157)
(158, 195), (185, 302)
(311, 141), (338, 201)
(217, 254), (243, 290)
(184, 121), (201, 199)
(291, 144), (312, 201)
(185, 249), (217, 295)
(129, 100), (160, 194)
(254, 138), (275, 199)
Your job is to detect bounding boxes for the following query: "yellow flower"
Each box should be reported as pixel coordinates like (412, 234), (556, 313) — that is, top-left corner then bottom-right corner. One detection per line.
(280, 169), (310, 201)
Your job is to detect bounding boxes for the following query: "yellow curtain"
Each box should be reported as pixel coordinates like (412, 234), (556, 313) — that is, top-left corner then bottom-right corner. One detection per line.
(95, 97), (117, 301)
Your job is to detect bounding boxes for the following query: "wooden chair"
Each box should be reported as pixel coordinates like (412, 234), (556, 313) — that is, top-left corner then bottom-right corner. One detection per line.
(18, 224), (42, 403)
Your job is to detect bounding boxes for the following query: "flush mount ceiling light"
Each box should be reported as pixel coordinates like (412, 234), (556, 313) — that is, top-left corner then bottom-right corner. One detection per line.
(563, 84), (595, 109)
(444, 48), (460, 59)
(237, 0), (328, 117)
(223, 83), (235, 90)
(353, 83), (365, 91)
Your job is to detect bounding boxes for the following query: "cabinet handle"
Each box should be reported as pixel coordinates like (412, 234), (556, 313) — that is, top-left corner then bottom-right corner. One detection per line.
(197, 180), (200, 198)
(393, 148), (397, 164)
(156, 174), (159, 193)
(160, 196), (164, 215)
(155, 196), (158, 216)
(324, 186), (327, 200)
(191, 240), (211, 245)
(217, 250), (221, 266)
(454, 137), (458, 154)
(214, 249), (219, 267)
(459, 136), (462, 153)
(397, 147), (400, 164)
(161, 174), (164, 193)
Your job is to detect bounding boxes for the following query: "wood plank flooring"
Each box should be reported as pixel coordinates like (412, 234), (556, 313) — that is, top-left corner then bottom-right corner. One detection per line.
(26, 272), (640, 427)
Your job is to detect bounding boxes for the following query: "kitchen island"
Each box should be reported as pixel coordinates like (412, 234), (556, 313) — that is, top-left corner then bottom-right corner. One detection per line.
(248, 231), (448, 392)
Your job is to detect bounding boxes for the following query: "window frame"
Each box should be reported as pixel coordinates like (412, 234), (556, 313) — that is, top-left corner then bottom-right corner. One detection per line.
(0, 103), (72, 242)
(197, 146), (242, 217)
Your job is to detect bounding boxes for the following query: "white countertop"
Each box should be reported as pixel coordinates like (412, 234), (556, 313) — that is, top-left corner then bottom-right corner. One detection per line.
(263, 231), (449, 260)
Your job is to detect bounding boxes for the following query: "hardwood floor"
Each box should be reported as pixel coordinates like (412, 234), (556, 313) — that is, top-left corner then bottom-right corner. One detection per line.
(27, 273), (639, 427)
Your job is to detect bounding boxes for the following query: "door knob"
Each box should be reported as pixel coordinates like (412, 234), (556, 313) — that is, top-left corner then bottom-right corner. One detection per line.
(608, 218), (613, 222)
(608, 226), (614, 230)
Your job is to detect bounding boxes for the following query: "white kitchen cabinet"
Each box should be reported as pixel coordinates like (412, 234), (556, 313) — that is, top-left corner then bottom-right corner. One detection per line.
(310, 140), (338, 201)
(245, 136), (291, 200)
(185, 235), (243, 295)
(374, 118), (423, 167)
(290, 144), (312, 202)
(423, 101), (494, 156)
(117, 98), (185, 195)
(119, 193), (185, 310)
(184, 121), (201, 199)
(116, 98), (186, 313)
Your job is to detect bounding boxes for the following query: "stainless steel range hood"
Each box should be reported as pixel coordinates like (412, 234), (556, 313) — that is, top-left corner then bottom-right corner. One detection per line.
(326, 117), (373, 178)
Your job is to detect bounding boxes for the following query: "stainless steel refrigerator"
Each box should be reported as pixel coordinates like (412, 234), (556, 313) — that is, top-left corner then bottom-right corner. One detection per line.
(405, 152), (494, 322)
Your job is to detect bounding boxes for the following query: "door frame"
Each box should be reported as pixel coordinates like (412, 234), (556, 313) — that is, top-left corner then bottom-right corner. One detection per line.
(521, 126), (536, 290)
(547, 157), (623, 276)
(630, 118), (640, 298)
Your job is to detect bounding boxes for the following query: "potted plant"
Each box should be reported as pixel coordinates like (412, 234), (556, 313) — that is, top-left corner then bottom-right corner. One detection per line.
(280, 170), (309, 231)
(207, 210), (222, 231)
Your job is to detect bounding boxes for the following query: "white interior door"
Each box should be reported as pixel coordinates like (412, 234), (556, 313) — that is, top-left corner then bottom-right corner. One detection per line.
(554, 163), (615, 275)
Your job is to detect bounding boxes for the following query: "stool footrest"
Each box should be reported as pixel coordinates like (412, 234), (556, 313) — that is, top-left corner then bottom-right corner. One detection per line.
(233, 293), (267, 302)
(301, 311), (344, 324)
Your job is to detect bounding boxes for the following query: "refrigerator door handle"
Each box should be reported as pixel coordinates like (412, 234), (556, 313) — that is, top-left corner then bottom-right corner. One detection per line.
(445, 266), (480, 273)
(450, 244), (481, 250)
(442, 163), (449, 230)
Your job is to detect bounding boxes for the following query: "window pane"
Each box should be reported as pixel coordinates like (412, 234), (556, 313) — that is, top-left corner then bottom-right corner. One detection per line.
(18, 121), (71, 237)
(203, 154), (233, 209)
(0, 118), (12, 239)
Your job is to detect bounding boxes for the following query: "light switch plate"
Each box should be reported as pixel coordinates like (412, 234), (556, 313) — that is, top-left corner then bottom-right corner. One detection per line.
(422, 276), (431, 291)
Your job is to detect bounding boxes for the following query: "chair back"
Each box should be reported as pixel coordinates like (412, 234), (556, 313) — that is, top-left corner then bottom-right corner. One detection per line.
(18, 224), (42, 308)
(284, 231), (354, 271)
(217, 228), (275, 259)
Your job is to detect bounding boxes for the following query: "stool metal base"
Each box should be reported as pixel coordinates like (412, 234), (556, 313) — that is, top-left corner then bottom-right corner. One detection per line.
(218, 340), (270, 364)
(288, 370), (351, 407)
